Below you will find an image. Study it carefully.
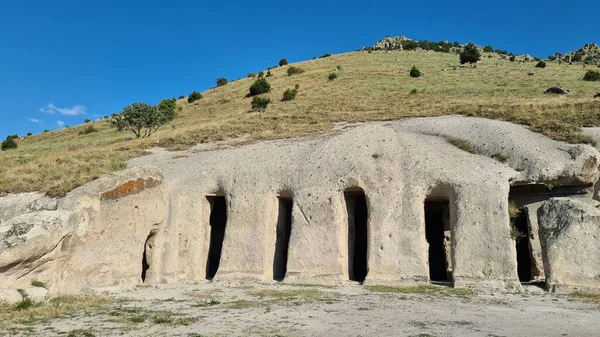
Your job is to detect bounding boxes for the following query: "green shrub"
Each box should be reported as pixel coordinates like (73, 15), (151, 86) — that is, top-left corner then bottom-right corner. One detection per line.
(279, 58), (288, 66)
(287, 66), (305, 76)
(483, 45), (493, 53)
(295, 84), (300, 90)
(1, 136), (17, 151)
(548, 55), (557, 61)
(492, 152), (509, 162)
(109, 101), (175, 138)
(410, 88), (418, 95)
(31, 280), (46, 288)
(14, 298), (34, 311)
(84, 119), (91, 123)
(459, 43), (481, 65)
(251, 96), (270, 111)
(509, 55), (516, 62)
(282, 89), (298, 101)
(583, 70), (600, 81)
(249, 78), (271, 96)
(410, 65), (421, 78)
(336, 65), (342, 70)
(328, 72), (338, 81)
(247, 73), (256, 78)
(188, 91), (203, 103)
(257, 71), (264, 78)
(216, 77), (228, 87)
(594, 93), (600, 98)
(178, 95), (185, 99)
(448, 138), (476, 154)
(79, 125), (98, 135)
(572, 54), (582, 62)
(319, 52), (332, 58)
(533, 56), (541, 61)
(266, 70), (272, 77)
(535, 61), (547, 68)
(27, 132), (32, 136)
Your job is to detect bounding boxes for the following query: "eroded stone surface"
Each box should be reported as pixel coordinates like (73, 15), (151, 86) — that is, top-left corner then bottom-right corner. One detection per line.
(100, 178), (161, 201)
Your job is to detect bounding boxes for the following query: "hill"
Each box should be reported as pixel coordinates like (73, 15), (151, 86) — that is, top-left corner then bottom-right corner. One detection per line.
(1, 45), (600, 196)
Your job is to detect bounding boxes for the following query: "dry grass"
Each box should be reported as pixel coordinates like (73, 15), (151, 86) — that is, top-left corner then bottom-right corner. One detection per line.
(0, 296), (112, 329)
(366, 284), (474, 296)
(2, 50), (600, 196)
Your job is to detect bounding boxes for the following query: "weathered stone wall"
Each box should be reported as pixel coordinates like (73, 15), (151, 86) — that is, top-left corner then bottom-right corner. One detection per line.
(2, 116), (600, 298)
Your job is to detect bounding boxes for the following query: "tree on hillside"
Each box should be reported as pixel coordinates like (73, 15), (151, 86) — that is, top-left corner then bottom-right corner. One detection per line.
(483, 45), (494, 53)
(216, 77), (228, 87)
(459, 43), (481, 65)
(1, 136), (17, 151)
(279, 58), (288, 66)
(109, 101), (175, 138)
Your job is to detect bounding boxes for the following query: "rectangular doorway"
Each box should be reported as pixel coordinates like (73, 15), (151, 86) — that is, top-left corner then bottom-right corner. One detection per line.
(345, 189), (368, 282)
(513, 208), (532, 282)
(273, 197), (293, 281)
(206, 196), (227, 280)
(424, 199), (451, 282)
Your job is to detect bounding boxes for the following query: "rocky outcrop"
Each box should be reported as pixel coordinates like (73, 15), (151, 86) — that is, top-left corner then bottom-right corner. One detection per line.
(0, 166), (165, 296)
(2, 116), (600, 296)
(539, 198), (600, 293)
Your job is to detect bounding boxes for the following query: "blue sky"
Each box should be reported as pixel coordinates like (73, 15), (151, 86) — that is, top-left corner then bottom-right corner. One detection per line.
(1, 0), (598, 139)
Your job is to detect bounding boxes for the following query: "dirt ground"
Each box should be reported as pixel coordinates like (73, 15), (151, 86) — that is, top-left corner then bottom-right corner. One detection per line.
(1, 281), (599, 337)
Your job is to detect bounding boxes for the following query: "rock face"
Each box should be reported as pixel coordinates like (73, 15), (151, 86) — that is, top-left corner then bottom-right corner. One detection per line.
(1, 116), (600, 296)
(0, 166), (165, 296)
(538, 198), (600, 294)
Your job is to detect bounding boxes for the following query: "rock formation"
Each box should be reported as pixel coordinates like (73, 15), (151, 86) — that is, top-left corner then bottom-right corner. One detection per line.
(1, 116), (600, 300)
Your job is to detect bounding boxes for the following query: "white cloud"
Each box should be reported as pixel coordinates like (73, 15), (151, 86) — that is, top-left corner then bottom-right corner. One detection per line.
(57, 120), (65, 128)
(39, 103), (87, 116)
(27, 118), (42, 124)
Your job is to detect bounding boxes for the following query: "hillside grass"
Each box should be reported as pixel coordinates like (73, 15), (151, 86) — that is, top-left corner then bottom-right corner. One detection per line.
(2, 50), (600, 196)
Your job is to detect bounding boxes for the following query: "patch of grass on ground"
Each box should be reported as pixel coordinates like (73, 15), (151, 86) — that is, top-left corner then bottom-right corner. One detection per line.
(366, 284), (473, 296)
(0, 296), (113, 329)
(569, 292), (600, 302)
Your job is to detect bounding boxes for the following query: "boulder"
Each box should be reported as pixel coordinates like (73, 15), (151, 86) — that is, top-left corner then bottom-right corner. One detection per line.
(544, 87), (573, 95)
(0, 289), (22, 304)
(538, 198), (600, 293)
(25, 287), (48, 301)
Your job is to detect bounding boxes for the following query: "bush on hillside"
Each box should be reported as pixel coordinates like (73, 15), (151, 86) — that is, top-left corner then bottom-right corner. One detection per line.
(178, 95), (185, 99)
(509, 55), (516, 62)
(258, 71), (264, 78)
(483, 45), (493, 53)
(295, 84), (300, 89)
(594, 93), (600, 98)
(533, 56), (541, 62)
(410, 66), (421, 78)
(216, 77), (228, 87)
(548, 55), (557, 61)
(459, 43), (481, 65)
(27, 132), (32, 136)
(328, 72), (338, 81)
(535, 61), (547, 68)
(281, 89), (298, 101)
(279, 58), (288, 66)
(287, 66), (305, 76)
(572, 54), (582, 62)
(251, 96), (270, 111)
(84, 119), (91, 123)
(249, 78), (271, 96)
(188, 91), (203, 103)
(109, 101), (175, 138)
(266, 70), (272, 77)
(248, 73), (256, 78)
(79, 125), (98, 135)
(1, 136), (17, 151)
(583, 70), (600, 81)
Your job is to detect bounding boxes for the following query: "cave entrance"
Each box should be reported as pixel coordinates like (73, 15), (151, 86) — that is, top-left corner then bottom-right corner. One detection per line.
(345, 189), (368, 283)
(206, 196), (227, 280)
(273, 197), (293, 281)
(513, 208), (532, 282)
(141, 229), (157, 282)
(425, 199), (452, 282)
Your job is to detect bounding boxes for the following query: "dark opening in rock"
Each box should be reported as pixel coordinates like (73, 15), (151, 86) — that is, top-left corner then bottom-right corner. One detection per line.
(513, 209), (532, 282)
(206, 196), (227, 280)
(345, 189), (368, 282)
(273, 197), (293, 281)
(141, 229), (157, 282)
(425, 199), (452, 282)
